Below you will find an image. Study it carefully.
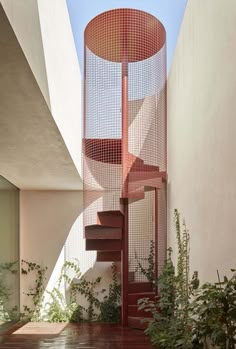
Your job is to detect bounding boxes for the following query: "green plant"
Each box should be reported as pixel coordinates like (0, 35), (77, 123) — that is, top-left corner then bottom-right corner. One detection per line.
(46, 259), (83, 323)
(192, 270), (236, 349)
(46, 287), (83, 323)
(73, 275), (102, 322)
(139, 248), (183, 349)
(136, 240), (156, 287)
(99, 263), (121, 323)
(21, 259), (48, 321)
(0, 261), (18, 322)
(139, 209), (199, 349)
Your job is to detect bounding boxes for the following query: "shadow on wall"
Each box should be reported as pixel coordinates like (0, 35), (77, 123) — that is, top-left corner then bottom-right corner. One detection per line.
(20, 191), (85, 305)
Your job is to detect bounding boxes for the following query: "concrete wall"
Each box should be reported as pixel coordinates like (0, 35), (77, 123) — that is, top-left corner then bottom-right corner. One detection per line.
(168, 0), (236, 282)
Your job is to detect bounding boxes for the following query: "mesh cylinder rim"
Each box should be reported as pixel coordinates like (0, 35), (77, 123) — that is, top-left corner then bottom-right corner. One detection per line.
(85, 8), (166, 63)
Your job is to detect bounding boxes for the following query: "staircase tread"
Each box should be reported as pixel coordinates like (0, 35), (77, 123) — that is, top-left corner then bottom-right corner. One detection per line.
(128, 292), (155, 295)
(85, 224), (121, 230)
(130, 281), (152, 282)
(128, 304), (152, 307)
(128, 316), (153, 322)
(97, 211), (124, 216)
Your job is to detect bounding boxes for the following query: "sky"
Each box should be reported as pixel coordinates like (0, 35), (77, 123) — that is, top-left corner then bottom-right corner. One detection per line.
(66, 0), (187, 73)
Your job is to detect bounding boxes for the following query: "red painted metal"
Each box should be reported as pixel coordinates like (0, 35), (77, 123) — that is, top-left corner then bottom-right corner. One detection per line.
(128, 305), (153, 318)
(97, 251), (121, 262)
(128, 282), (153, 294)
(83, 8), (167, 328)
(128, 316), (152, 330)
(128, 292), (155, 305)
(155, 188), (158, 288)
(85, 9), (166, 63)
(122, 202), (129, 326)
(85, 225), (122, 240)
(86, 239), (122, 251)
(122, 62), (129, 198)
(97, 211), (123, 228)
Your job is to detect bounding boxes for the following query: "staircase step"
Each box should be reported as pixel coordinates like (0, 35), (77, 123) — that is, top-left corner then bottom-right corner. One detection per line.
(121, 188), (145, 201)
(128, 282), (153, 293)
(96, 251), (121, 262)
(129, 171), (165, 181)
(128, 292), (155, 305)
(128, 172), (165, 190)
(128, 317), (152, 330)
(85, 225), (122, 239)
(127, 153), (144, 169)
(86, 239), (122, 251)
(97, 211), (123, 228)
(128, 305), (153, 318)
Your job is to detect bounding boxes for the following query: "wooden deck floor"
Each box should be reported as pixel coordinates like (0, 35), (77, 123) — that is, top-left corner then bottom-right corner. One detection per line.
(0, 323), (155, 349)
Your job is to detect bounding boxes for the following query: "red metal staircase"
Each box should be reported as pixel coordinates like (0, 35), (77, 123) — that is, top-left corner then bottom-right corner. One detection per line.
(84, 155), (165, 329)
(84, 8), (167, 330)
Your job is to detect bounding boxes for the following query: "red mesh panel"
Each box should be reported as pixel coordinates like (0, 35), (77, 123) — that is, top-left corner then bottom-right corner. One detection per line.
(128, 189), (156, 282)
(157, 183), (167, 276)
(83, 9), (167, 283)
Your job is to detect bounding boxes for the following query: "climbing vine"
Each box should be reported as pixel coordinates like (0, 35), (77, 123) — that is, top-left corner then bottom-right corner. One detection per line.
(21, 260), (48, 321)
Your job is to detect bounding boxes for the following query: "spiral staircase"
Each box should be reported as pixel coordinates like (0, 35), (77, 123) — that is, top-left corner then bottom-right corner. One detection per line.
(84, 153), (166, 328)
(84, 8), (167, 328)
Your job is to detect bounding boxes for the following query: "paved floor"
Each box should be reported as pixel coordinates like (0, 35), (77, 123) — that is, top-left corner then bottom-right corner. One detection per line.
(0, 323), (154, 349)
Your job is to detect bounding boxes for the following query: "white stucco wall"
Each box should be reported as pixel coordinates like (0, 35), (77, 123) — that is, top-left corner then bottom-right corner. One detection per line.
(0, 0), (50, 107)
(20, 190), (83, 307)
(1, 0), (82, 176)
(168, 0), (236, 282)
(37, 0), (82, 174)
(19, 191), (114, 313)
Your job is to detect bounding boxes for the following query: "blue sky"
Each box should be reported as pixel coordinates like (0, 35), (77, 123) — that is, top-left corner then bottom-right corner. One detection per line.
(66, 0), (187, 73)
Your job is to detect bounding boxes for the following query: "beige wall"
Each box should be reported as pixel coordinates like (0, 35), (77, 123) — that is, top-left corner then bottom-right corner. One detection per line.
(168, 0), (236, 282)
(38, 0), (82, 175)
(0, 178), (19, 314)
(20, 190), (83, 306)
(1, 0), (82, 176)
(0, 4), (82, 190)
(0, 0), (50, 107)
(20, 190), (114, 313)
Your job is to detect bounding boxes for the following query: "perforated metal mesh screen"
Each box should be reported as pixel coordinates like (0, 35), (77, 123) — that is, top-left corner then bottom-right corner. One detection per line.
(128, 189), (155, 282)
(83, 9), (167, 280)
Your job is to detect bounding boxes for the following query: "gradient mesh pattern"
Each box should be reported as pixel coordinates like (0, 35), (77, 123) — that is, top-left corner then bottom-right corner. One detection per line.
(84, 9), (167, 280)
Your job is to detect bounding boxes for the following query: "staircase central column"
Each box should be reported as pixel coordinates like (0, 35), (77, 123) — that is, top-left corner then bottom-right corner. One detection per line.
(121, 19), (129, 325)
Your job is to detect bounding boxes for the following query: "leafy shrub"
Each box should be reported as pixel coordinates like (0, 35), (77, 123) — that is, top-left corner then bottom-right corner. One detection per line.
(46, 288), (82, 323)
(136, 240), (156, 287)
(139, 209), (199, 349)
(99, 263), (121, 323)
(45, 260), (83, 323)
(192, 270), (236, 349)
